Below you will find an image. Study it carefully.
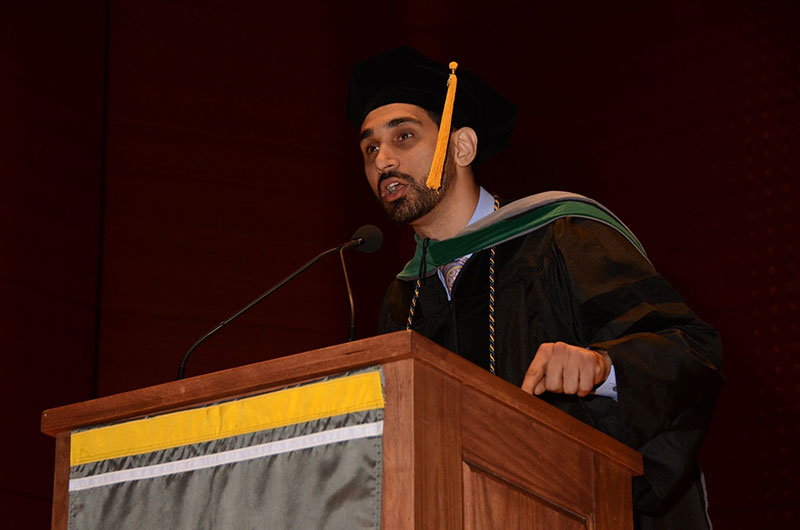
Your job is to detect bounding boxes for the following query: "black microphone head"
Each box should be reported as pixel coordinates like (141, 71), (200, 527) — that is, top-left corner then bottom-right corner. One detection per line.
(351, 224), (383, 254)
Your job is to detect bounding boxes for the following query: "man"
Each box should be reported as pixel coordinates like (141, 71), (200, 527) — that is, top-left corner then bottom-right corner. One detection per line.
(347, 47), (723, 529)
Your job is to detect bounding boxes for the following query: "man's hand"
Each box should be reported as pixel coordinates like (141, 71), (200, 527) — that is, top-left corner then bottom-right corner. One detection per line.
(521, 342), (612, 397)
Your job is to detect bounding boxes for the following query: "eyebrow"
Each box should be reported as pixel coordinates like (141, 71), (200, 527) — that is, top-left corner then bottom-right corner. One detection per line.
(359, 116), (423, 142)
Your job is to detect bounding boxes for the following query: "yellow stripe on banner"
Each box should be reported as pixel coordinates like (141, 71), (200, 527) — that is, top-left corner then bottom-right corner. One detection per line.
(71, 371), (384, 466)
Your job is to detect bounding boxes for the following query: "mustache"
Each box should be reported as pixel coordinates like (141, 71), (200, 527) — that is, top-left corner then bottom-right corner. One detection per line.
(377, 170), (414, 187)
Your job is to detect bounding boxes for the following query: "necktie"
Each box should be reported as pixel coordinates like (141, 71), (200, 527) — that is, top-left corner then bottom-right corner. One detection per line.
(440, 255), (469, 293)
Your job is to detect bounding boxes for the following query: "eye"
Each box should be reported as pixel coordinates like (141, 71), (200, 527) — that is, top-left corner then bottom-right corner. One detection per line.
(364, 145), (378, 156)
(398, 131), (414, 141)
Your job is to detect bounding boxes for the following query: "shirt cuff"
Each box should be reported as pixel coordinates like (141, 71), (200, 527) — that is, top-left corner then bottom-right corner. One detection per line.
(593, 365), (618, 401)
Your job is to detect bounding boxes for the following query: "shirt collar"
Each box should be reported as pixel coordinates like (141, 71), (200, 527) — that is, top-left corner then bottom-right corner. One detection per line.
(467, 186), (495, 227)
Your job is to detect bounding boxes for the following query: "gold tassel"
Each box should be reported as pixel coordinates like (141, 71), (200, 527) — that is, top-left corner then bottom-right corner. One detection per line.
(425, 61), (458, 191)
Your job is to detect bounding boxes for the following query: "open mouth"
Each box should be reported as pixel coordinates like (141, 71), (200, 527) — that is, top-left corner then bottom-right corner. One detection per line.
(381, 179), (408, 201)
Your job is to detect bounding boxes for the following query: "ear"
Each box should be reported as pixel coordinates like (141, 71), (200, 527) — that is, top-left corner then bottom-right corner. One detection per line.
(451, 127), (478, 167)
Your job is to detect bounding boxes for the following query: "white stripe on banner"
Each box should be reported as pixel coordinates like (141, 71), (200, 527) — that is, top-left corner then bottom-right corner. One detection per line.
(69, 420), (384, 492)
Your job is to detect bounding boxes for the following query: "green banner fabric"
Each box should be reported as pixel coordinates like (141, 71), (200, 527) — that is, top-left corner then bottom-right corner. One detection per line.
(68, 369), (385, 530)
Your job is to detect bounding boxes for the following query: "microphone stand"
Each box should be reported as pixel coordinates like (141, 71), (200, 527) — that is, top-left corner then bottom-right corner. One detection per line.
(177, 239), (362, 380)
(339, 246), (356, 342)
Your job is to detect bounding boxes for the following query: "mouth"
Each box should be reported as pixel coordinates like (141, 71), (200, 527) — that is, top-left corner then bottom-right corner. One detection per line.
(380, 177), (408, 201)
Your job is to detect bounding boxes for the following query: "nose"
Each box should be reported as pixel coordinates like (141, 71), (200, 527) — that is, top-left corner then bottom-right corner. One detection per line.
(374, 145), (397, 173)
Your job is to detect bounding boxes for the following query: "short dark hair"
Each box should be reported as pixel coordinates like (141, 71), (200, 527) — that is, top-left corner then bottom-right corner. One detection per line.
(425, 109), (460, 132)
(425, 109), (442, 128)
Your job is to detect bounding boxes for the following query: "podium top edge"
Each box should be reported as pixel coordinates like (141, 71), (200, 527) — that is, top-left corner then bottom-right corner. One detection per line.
(41, 330), (642, 474)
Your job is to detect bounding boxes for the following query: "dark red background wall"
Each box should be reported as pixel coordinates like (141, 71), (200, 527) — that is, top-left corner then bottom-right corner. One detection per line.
(3, 1), (798, 528)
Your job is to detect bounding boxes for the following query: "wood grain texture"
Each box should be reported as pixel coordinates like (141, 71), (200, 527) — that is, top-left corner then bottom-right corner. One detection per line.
(51, 433), (70, 530)
(461, 385), (594, 517)
(414, 362), (462, 530)
(382, 359), (414, 530)
(381, 358), (464, 529)
(592, 455), (634, 530)
(463, 462), (586, 530)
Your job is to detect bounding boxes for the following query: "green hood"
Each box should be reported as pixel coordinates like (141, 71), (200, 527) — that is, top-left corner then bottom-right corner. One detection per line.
(397, 191), (647, 280)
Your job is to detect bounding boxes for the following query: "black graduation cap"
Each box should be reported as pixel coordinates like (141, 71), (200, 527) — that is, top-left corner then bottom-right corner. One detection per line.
(346, 47), (517, 165)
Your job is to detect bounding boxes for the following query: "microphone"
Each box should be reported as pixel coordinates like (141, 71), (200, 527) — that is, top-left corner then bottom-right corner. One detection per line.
(177, 225), (383, 380)
(347, 224), (383, 254)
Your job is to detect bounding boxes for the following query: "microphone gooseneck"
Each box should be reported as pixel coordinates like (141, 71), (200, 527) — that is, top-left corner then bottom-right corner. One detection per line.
(176, 225), (384, 380)
(339, 246), (356, 342)
(340, 225), (382, 342)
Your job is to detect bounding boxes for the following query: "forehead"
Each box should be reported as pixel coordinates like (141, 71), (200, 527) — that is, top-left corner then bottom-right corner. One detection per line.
(360, 103), (433, 133)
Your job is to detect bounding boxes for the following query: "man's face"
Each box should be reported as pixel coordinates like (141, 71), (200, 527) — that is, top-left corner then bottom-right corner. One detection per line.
(359, 103), (454, 224)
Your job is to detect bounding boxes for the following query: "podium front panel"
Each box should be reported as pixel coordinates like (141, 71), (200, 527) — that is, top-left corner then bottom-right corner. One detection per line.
(65, 369), (384, 530)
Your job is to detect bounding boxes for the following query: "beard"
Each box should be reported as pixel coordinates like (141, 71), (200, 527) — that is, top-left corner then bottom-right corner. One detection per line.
(378, 155), (456, 224)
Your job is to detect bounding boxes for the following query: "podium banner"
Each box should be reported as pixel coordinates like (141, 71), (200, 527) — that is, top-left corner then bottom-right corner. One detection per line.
(67, 368), (385, 529)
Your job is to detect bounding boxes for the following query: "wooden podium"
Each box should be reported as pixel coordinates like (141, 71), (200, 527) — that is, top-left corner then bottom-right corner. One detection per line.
(41, 331), (642, 529)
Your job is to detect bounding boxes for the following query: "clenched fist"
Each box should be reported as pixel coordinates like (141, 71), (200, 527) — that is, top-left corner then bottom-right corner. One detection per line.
(521, 342), (611, 397)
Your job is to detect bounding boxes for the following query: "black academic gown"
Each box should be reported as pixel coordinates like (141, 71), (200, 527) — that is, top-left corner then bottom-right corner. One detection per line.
(379, 216), (724, 530)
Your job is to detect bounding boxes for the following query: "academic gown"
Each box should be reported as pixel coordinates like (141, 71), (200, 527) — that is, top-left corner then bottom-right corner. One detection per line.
(379, 216), (724, 530)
